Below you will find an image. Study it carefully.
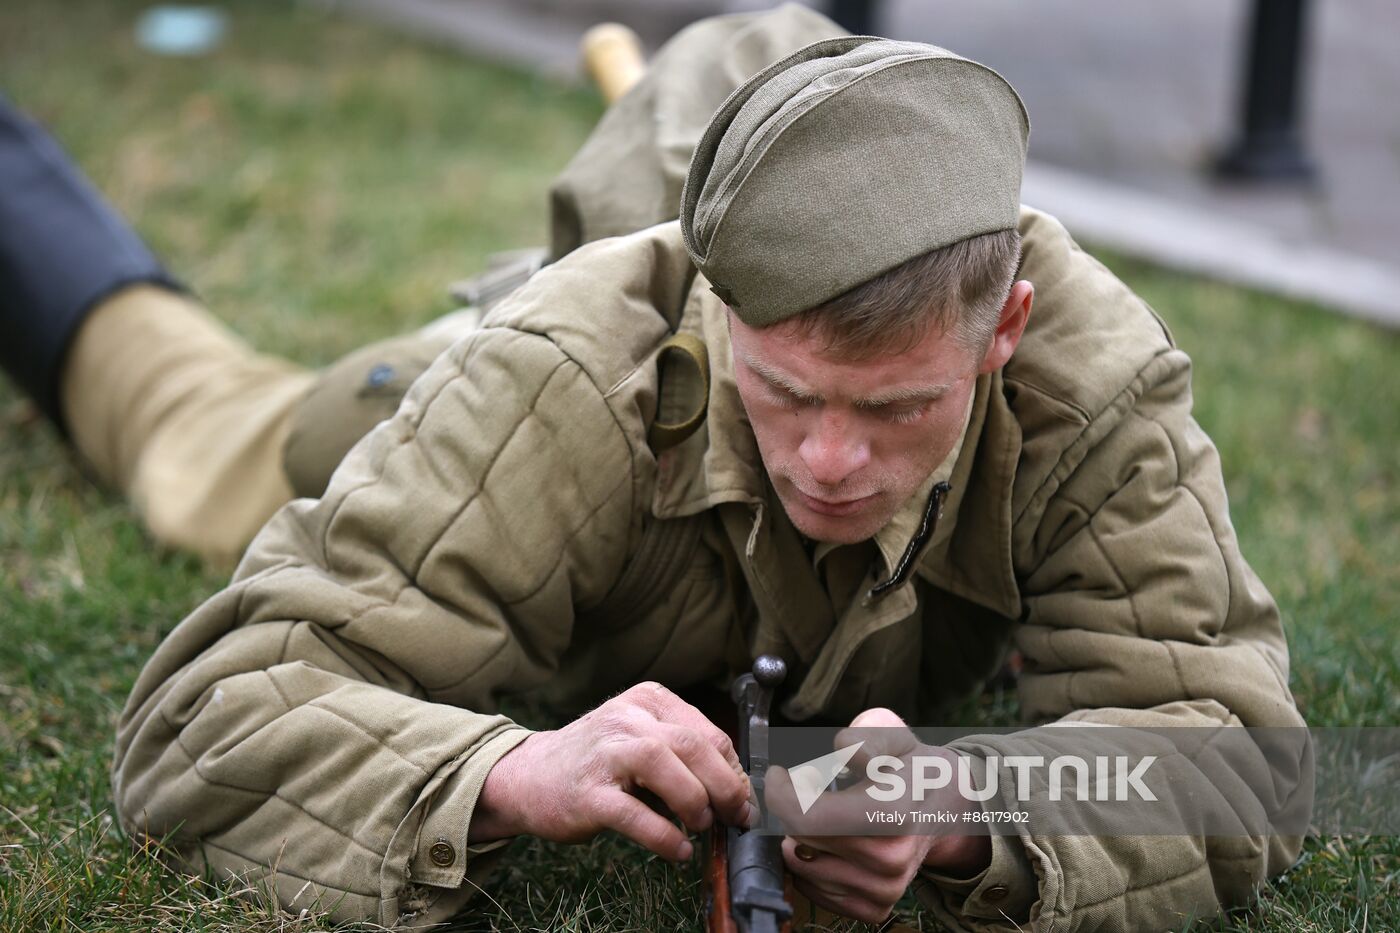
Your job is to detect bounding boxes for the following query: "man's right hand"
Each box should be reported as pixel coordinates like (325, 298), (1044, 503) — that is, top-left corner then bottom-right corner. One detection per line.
(468, 681), (755, 861)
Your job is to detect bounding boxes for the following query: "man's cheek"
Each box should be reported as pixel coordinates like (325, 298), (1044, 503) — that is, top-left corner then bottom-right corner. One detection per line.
(754, 419), (803, 474)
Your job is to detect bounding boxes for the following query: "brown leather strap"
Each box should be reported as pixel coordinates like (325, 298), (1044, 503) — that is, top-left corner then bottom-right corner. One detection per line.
(647, 332), (710, 452)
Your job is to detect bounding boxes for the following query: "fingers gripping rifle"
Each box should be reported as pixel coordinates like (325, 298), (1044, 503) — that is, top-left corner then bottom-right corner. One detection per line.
(707, 656), (794, 933)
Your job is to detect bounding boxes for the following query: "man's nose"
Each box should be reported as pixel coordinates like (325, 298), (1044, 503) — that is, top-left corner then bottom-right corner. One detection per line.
(798, 408), (870, 488)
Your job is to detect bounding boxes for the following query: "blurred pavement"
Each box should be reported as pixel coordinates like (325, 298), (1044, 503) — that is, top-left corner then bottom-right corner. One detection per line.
(325, 0), (1400, 326)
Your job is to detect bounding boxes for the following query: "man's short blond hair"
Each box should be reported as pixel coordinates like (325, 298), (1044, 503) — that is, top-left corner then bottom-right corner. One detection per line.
(785, 228), (1022, 360)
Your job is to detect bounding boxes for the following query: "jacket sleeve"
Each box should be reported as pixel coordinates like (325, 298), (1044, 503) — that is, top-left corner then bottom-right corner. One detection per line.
(113, 326), (639, 927)
(915, 349), (1307, 932)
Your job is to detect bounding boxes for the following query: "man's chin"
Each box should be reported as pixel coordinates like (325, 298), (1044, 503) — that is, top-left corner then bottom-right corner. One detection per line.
(778, 490), (891, 545)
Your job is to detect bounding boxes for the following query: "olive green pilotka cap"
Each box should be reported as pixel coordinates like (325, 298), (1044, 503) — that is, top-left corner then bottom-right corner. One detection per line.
(680, 36), (1030, 327)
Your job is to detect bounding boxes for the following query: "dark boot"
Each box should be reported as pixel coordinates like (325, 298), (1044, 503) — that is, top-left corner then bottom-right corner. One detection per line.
(0, 95), (181, 432)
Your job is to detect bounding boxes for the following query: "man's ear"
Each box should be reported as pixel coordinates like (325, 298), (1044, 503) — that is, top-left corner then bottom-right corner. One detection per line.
(978, 280), (1033, 375)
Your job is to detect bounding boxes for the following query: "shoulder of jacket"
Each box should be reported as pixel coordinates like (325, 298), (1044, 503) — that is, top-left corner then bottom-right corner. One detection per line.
(468, 223), (700, 528)
(482, 221), (695, 398)
(1008, 205), (1178, 425)
(1004, 207), (1193, 524)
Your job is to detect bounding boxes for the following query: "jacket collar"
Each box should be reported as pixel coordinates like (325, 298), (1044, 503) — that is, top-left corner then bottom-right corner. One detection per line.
(915, 369), (1023, 621)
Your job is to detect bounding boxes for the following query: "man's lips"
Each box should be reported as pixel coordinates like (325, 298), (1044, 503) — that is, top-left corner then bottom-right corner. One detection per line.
(794, 488), (878, 517)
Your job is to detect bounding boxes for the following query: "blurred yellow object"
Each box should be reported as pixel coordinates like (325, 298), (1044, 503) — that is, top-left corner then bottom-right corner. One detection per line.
(61, 285), (313, 565)
(582, 23), (646, 103)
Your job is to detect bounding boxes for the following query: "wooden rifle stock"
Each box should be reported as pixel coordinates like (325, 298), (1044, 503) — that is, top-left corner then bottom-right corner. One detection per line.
(706, 824), (739, 933)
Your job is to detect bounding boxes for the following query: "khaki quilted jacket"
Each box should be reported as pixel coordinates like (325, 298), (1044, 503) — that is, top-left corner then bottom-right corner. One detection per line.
(113, 7), (1304, 931)
(113, 207), (1304, 931)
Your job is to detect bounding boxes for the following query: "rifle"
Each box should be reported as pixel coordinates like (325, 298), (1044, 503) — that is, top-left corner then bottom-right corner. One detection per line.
(707, 655), (794, 933)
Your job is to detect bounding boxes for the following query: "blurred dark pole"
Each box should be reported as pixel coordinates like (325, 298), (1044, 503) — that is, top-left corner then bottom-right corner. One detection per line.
(1216, 0), (1316, 183)
(830, 0), (879, 35)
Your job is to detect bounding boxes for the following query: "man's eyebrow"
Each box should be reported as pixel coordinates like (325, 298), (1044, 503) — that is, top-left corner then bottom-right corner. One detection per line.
(853, 382), (953, 408)
(742, 353), (822, 401)
(741, 351), (951, 408)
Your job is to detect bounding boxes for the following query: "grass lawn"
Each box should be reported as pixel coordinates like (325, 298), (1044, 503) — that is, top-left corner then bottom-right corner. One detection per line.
(1, 1), (1396, 931)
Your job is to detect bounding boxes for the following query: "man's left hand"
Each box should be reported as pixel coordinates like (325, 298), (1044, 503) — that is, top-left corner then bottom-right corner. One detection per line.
(766, 708), (992, 924)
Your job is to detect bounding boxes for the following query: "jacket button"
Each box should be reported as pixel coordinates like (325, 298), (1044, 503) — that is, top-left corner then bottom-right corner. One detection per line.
(428, 841), (456, 868)
(982, 883), (1009, 903)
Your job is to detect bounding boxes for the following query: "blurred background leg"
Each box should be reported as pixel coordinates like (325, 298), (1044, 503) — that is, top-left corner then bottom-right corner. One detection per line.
(61, 285), (313, 564)
(0, 94), (179, 430)
(0, 96), (313, 564)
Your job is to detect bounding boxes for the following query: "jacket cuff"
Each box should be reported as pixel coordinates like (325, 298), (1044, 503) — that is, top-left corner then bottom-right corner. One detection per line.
(919, 834), (1037, 925)
(407, 726), (533, 889)
(380, 721), (532, 927)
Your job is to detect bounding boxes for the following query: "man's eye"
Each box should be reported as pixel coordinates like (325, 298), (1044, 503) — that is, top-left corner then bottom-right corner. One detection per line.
(767, 385), (812, 409)
(882, 405), (927, 425)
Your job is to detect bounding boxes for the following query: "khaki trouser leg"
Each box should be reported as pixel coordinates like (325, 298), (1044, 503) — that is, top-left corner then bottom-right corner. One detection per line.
(60, 285), (314, 564)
